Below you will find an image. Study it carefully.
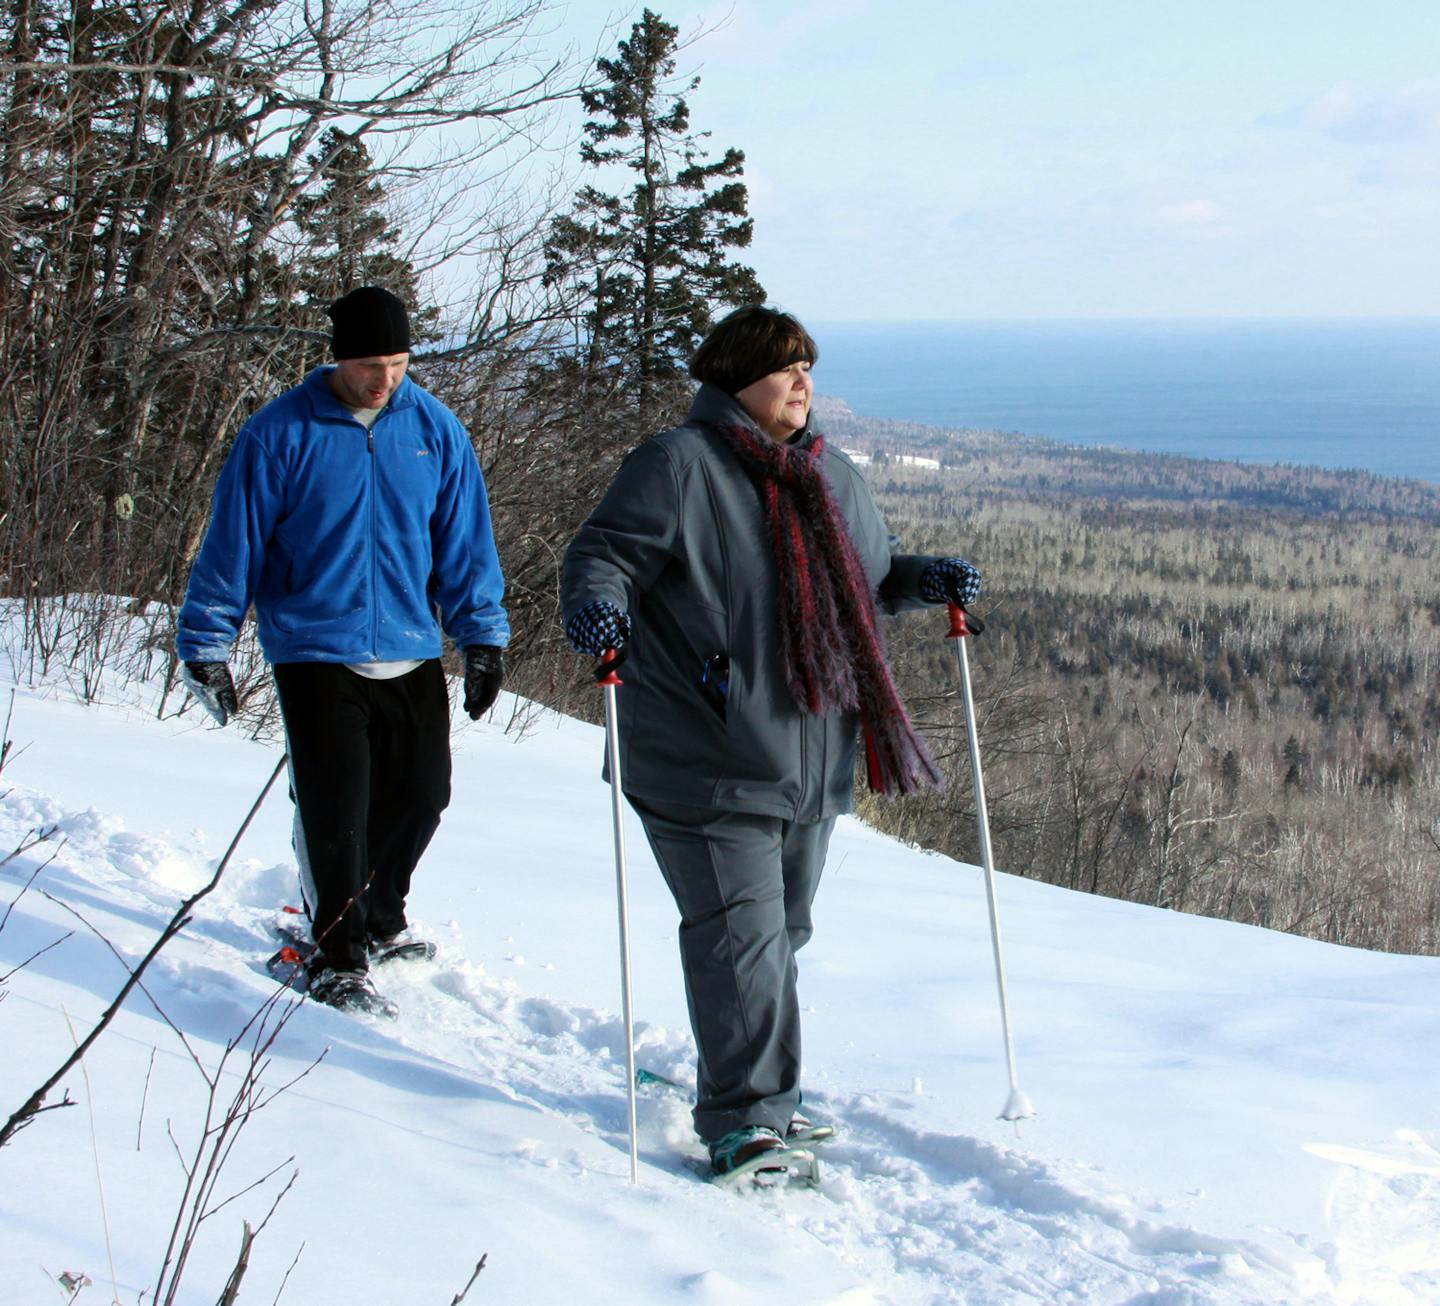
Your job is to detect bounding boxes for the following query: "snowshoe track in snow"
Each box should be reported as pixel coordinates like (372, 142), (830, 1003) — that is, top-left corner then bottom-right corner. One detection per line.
(3, 778), (1423, 1305)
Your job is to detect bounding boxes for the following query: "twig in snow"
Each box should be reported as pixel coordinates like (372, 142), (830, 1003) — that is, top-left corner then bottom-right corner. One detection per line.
(137, 1047), (157, 1151)
(450, 1255), (489, 1303)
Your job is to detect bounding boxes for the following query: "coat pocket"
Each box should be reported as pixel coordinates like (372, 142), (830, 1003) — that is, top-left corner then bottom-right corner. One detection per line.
(699, 652), (730, 721)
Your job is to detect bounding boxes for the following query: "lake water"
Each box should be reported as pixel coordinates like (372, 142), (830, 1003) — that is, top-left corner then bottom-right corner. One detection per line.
(809, 318), (1440, 485)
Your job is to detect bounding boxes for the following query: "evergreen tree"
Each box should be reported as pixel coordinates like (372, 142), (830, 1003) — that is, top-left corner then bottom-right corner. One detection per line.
(290, 130), (437, 371)
(290, 131), (430, 313)
(546, 9), (764, 406)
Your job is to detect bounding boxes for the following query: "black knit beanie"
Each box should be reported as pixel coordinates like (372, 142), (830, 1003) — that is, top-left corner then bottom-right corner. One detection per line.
(328, 286), (411, 359)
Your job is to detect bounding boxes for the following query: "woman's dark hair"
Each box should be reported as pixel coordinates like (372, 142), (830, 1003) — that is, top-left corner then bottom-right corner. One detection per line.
(690, 305), (818, 396)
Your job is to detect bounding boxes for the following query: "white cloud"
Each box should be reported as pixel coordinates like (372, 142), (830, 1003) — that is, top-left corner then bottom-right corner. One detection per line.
(1155, 200), (1234, 237)
(1261, 78), (1440, 145)
(1256, 78), (1440, 198)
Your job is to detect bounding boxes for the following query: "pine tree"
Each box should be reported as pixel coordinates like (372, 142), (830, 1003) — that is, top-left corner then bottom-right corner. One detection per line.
(291, 132), (429, 312)
(289, 129), (437, 372)
(546, 8), (764, 406)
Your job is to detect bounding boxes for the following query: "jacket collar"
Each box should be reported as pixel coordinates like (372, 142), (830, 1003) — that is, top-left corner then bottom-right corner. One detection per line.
(688, 381), (817, 446)
(688, 382), (753, 430)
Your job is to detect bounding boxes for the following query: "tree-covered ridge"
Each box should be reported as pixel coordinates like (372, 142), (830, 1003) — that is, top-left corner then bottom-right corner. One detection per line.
(830, 409), (1440, 957)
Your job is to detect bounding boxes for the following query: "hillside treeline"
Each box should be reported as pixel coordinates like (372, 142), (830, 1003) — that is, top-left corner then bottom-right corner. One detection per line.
(832, 412), (1440, 957)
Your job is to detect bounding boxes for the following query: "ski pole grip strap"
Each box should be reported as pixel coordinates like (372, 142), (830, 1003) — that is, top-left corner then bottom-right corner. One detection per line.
(594, 646), (628, 684)
(945, 602), (985, 638)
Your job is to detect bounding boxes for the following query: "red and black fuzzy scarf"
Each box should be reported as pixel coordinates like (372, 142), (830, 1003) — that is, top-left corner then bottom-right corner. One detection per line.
(716, 423), (942, 798)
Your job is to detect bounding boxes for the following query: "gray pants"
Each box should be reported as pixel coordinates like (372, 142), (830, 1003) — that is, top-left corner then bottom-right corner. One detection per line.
(629, 796), (836, 1143)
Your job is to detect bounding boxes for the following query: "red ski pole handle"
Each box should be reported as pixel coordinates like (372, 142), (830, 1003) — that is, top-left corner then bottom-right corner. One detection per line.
(945, 601), (986, 639)
(593, 646), (627, 685)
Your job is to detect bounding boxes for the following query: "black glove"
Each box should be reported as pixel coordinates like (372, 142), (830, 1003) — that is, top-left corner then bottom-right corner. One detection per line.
(463, 645), (505, 720)
(565, 599), (631, 657)
(920, 557), (983, 607)
(181, 661), (238, 726)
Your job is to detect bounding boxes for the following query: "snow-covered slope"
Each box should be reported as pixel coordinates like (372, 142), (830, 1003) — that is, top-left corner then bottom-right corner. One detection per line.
(1, 656), (1436, 1304)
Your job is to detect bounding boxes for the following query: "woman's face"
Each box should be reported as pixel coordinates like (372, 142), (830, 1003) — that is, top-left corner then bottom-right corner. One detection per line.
(735, 361), (814, 442)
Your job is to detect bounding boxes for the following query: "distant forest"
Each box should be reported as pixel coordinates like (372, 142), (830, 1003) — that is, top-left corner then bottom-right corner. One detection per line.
(817, 400), (1440, 958)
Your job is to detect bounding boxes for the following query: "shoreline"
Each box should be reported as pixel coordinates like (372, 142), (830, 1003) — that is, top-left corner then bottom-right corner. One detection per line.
(805, 317), (1440, 485)
(812, 392), (1440, 491)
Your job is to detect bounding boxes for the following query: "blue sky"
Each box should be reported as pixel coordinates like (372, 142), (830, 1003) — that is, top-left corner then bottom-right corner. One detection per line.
(556, 1), (1440, 320)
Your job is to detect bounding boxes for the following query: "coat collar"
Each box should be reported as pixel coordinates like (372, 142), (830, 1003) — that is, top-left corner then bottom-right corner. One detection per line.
(688, 382), (816, 446)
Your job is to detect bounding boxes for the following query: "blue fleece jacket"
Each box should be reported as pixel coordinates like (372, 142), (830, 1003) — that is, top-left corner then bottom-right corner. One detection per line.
(177, 367), (509, 664)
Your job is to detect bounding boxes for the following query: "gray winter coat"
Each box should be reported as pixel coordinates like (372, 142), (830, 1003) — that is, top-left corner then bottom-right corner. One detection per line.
(561, 385), (938, 822)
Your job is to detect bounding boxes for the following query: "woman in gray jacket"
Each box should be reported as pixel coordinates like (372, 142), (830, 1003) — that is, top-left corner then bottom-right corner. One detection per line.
(562, 306), (981, 1179)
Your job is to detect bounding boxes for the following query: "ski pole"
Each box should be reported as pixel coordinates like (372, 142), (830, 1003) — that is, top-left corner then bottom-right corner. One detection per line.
(596, 647), (640, 1183)
(946, 603), (1036, 1125)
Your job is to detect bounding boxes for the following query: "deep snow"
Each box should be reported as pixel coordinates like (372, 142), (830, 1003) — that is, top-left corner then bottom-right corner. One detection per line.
(1, 629), (1437, 1304)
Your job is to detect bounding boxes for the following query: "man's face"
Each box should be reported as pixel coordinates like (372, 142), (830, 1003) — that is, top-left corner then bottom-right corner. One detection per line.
(329, 353), (410, 409)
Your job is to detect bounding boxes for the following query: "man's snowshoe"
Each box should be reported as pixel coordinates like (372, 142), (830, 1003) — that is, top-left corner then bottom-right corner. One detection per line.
(265, 911), (399, 1017)
(307, 966), (398, 1019)
(367, 927), (438, 966)
(267, 907), (434, 971)
(266, 912), (316, 987)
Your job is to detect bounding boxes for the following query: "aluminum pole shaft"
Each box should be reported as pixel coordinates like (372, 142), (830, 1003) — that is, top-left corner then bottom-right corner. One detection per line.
(950, 608), (1035, 1123)
(602, 671), (641, 1182)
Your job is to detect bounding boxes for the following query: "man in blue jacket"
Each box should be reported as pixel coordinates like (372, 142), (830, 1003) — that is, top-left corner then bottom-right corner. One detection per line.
(176, 286), (509, 1016)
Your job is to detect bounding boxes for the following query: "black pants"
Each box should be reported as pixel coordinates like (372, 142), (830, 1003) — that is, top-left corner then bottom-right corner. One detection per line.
(273, 660), (451, 971)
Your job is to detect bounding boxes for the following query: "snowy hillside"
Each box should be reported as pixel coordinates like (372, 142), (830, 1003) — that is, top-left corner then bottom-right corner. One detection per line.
(1, 637), (1437, 1304)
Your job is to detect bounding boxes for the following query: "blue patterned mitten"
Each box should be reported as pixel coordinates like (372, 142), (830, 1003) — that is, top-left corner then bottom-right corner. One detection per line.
(920, 557), (983, 607)
(566, 599), (632, 656)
